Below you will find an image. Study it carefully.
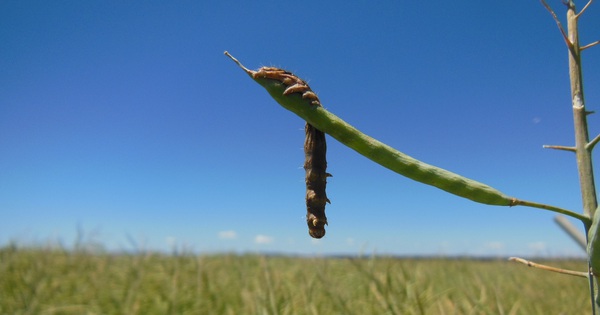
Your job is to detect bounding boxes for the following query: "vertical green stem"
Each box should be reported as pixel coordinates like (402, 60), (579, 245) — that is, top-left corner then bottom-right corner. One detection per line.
(567, 1), (597, 222)
(565, 1), (598, 313)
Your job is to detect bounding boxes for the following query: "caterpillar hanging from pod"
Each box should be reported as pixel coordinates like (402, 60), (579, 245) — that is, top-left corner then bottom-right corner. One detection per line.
(224, 56), (332, 239)
(251, 67), (332, 239)
(303, 115), (332, 239)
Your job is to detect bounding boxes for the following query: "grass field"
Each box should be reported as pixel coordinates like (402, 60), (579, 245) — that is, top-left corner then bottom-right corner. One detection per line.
(0, 246), (591, 314)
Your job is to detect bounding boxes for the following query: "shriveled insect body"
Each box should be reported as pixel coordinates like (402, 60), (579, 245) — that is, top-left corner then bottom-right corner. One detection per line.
(252, 66), (331, 238)
(305, 123), (331, 239)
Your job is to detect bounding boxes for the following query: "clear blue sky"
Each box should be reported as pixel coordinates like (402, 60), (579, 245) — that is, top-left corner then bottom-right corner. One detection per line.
(2, 1), (599, 257)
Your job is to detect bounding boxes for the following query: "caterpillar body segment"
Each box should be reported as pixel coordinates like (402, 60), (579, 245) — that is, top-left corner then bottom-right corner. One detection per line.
(304, 122), (330, 238)
(283, 83), (310, 95)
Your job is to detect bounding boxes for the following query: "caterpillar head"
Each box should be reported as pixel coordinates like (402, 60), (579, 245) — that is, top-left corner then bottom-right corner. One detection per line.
(307, 213), (327, 239)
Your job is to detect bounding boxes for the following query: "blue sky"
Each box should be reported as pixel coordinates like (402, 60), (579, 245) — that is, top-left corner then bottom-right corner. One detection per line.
(2, 1), (599, 257)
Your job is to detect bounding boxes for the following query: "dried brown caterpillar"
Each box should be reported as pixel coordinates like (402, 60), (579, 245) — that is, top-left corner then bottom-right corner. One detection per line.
(252, 66), (331, 238)
(304, 122), (331, 238)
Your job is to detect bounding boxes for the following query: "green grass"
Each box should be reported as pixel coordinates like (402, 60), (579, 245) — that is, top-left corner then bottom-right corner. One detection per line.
(0, 246), (590, 314)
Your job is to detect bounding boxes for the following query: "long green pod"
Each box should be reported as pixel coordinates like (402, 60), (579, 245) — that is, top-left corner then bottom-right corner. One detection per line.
(588, 207), (600, 304)
(588, 206), (600, 272)
(268, 80), (511, 205)
(225, 52), (512, 206)
(224, 52), (590, 224)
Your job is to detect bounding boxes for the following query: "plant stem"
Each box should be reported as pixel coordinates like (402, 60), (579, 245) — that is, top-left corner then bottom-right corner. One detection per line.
(564, 0), (598, 312)
(554, 215), (587, 251)
(565, 2), (598, 222)
(509, 257), (588, 278)
(512, 199), (590, 224)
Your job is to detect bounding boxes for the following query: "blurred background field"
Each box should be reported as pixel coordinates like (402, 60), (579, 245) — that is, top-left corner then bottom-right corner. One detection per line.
(1, 244), (589, 315)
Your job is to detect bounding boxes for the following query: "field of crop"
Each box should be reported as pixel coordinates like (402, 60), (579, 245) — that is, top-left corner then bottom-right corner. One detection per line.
(0, 246), (590, 314)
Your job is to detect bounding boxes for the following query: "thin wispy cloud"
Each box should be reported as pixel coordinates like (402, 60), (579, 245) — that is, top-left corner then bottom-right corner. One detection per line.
(166, 236), (177, 247)
(528, 241), (546, 251)
(255, 235), (274, 244)
(484, 241), (505, 251)
(218, 230), (237, 240)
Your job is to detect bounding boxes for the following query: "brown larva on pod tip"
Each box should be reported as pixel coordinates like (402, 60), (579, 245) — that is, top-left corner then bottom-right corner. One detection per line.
(224, 51), (331, 239)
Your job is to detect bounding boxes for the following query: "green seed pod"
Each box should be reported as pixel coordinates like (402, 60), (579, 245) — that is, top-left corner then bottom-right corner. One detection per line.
(224, 54), (513, 206)
(588, 206), (600, 274)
